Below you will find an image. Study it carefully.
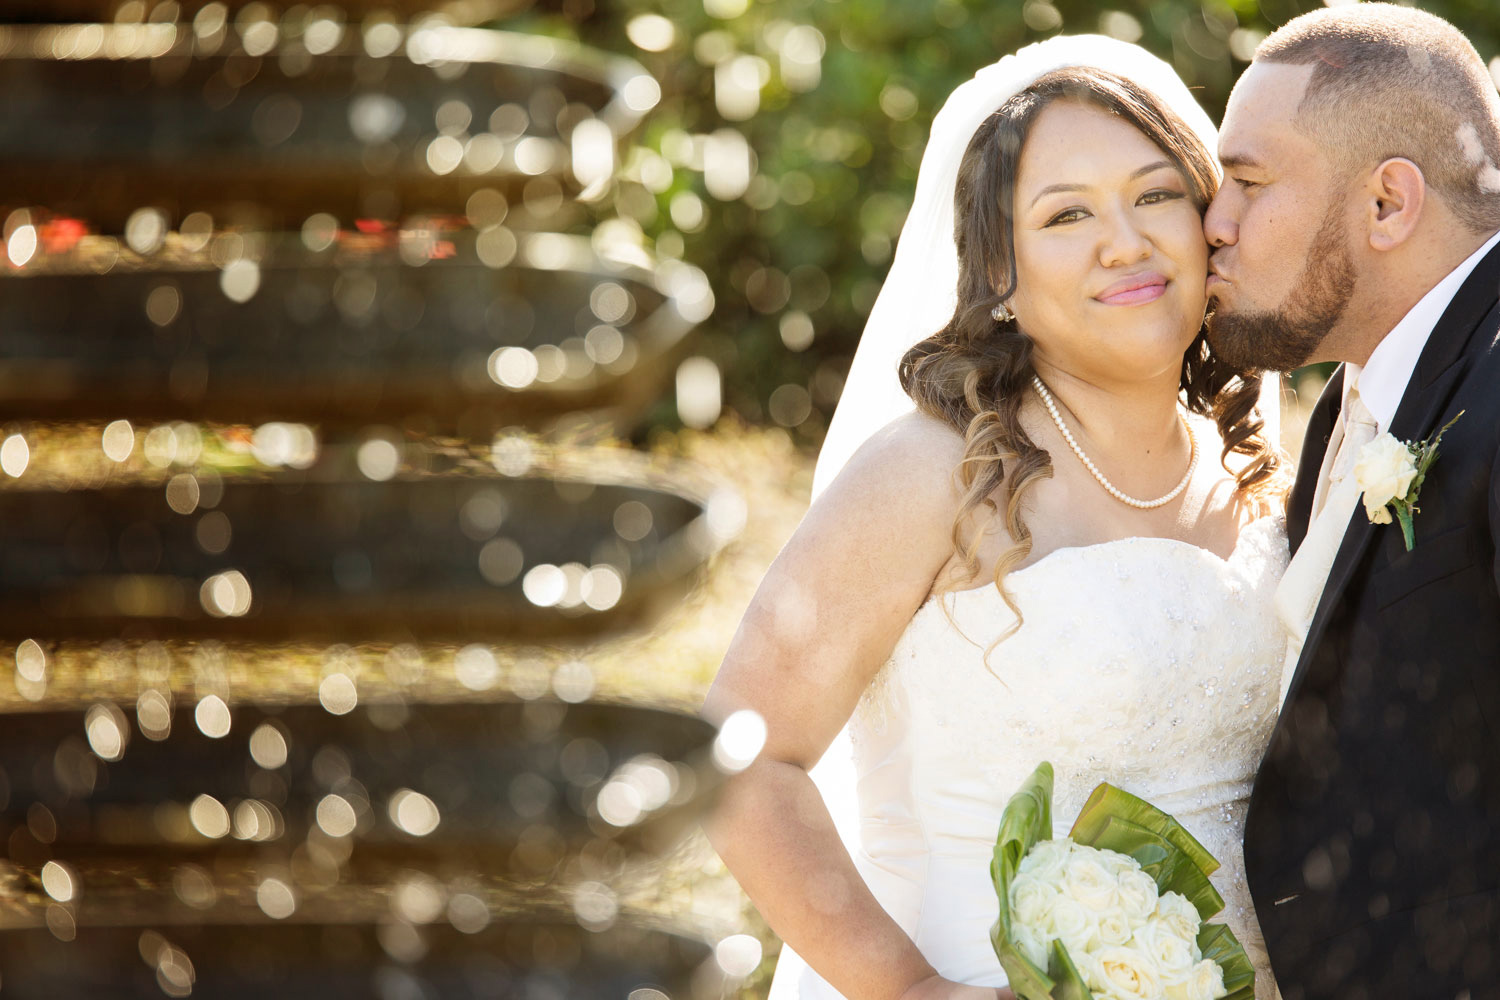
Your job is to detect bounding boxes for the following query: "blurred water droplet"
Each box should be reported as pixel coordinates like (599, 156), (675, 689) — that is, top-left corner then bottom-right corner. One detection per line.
(102, 419), (135, 462)
(392, 872), (444, 923)
(383, 644), (425, 685)
(316, 794), (357, 837)
(220, 259), (261, 303)
(426, 135), (465, 175)
(180, 211), (214, 251)
(713, 710), (767, 773)
(85, 704), (128, 762)
(172, 865), (216, 909)
(571, 881), (618, 931)
(45, 903), (75, 942)
(6, 224), (37, 267)
(716, 934), (763, 977)
(553, 660), (595, 703)
(453, 644), (498, 691)
(15, 639), (46, 683)
(165, 474), (200, 515)
(363, 22), (402, 59)
(301, 213), (339, 252)
(256, 877), (296, 919)
(447, 892), (489, 934)
(319, 673), (358, 715)
(0, 435), (28, 478)
(377, 920), (426, 962)
(200, 570), (252, 617)
(41, 861), (75, 903)
(522, 565), (566, 608)
(189, 794), (230, 838)
(137, 689), (173, 741)
(194, 695), (232, 738)
(488, 346), (538, 389)
(676, 357), (721, 429)
(357, 437), (401, 481)
(478, 537), (524, 586)
(595, 780), (643, 827)
(125, 208), (167, 256)
(389, 789), (440, 836)
(195, 511), (232, 555)
(144, 283), (182, 328)
(248, 722), (288, 769)
(511, 659), (551, 700)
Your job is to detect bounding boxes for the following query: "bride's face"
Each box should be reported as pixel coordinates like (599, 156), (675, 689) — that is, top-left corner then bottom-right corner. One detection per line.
(1005, 100), (1209, 386)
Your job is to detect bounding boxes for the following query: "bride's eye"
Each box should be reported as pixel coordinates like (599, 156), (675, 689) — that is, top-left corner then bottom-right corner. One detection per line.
(1138, 189), (1185, 205)
(1045, 207), (1088, 226)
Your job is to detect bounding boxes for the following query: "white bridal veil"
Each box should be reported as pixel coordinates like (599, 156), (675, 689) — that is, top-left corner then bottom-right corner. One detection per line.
(776, 34), (1280, 998)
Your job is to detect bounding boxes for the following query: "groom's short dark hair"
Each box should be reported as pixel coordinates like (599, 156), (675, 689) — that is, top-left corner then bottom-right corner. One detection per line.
(1256, 3), (1500, 234)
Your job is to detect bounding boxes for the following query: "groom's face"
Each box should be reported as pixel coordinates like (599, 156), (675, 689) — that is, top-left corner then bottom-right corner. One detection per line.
(1203, 63), (1357, 371)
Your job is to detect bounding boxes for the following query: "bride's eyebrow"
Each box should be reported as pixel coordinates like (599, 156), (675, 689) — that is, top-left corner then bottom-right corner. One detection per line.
(1027, 159), (1177, 209)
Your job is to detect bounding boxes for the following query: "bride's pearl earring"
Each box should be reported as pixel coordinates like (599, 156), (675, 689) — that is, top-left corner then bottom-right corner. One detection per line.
(991, 301), (1015, 324)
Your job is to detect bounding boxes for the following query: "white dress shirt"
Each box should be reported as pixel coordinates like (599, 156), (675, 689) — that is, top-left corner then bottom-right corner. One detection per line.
(1339, 228), (1500, 434)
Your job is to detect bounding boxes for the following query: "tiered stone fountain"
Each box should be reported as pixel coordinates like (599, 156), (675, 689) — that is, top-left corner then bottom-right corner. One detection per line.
(0, 5), (740, 997)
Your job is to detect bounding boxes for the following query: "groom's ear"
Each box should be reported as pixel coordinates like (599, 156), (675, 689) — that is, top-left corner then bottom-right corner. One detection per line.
(1363, 157), (1426, 252)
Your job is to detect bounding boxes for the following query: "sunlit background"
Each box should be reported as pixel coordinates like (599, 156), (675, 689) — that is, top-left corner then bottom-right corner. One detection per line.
(0, 0), (1493, 997)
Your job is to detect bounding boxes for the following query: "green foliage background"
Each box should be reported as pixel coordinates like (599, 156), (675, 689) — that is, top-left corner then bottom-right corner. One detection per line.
(511, 0), (1499, 441)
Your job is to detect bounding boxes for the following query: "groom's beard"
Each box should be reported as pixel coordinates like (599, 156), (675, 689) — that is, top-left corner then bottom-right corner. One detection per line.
(1205, 202), (1356, 373)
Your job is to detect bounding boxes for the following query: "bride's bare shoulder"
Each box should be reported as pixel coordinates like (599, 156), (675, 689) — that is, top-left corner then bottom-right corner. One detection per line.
(830, 410), (967, 505)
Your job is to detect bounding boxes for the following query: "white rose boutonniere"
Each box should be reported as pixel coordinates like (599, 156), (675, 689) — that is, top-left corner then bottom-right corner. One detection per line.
(1353, 411), (1463, 551)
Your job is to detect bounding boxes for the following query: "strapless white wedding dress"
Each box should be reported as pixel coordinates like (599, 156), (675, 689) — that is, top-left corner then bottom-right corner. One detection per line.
(774, 516), (1289, 1000)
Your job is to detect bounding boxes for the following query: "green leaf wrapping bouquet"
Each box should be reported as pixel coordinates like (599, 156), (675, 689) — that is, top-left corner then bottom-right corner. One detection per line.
(990, 763), (1254, 1000)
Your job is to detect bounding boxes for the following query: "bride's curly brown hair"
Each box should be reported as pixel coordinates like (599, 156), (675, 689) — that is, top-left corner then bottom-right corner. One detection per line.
(899, 67), (1286, 629)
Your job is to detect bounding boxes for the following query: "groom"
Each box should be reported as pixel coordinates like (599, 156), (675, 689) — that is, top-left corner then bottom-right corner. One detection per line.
(1204, 5), (1500, 999)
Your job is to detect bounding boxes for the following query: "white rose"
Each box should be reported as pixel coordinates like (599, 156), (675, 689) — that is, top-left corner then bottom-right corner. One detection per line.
(1009, 872), (1057, 931)
(1163, 958), (1227, 1000)
(1154, 891), (1201, 943)
(1133, 917), (1197, 981)
(1019, 838), (1072, 884)
(1048, 895), (1095, 958)
(1353, 434), (1417, 515)
(1062, 853), (1121, 913)
(1115, 868), (1160, 924)
(1093, 846), (1141, 878)
(1087, 946), (1164, 1000)
(1096, 911), (1134, 947)
(1012, 921), (1050, 969)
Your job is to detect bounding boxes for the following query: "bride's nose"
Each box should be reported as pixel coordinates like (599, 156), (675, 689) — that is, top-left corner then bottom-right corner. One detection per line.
(1098, 210), (1152, 267)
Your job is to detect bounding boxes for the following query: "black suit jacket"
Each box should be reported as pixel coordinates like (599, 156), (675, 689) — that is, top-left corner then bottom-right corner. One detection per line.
(1245, 240), (1500, 1000)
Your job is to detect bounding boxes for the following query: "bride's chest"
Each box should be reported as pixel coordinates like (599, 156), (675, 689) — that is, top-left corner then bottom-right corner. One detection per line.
(853, 536), (1286, 777)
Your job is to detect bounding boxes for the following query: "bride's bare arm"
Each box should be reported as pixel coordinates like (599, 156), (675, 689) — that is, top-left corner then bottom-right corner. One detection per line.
(703, 415), (1005, 1000)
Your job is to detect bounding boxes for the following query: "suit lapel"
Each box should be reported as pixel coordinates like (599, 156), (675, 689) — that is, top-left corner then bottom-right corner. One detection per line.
(1282, 239), (1500, 702)
(1285, 367), (1343, 555)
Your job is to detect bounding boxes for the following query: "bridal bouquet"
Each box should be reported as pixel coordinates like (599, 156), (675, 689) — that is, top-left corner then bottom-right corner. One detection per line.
(990, 763), (1253, 1000)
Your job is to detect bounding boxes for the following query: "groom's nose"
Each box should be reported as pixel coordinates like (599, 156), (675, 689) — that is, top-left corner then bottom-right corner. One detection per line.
(1203, 189), (1238, 248)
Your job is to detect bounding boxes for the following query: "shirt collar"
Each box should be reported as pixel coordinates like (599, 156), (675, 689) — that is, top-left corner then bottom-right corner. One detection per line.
(1344, 227), (1500, 433)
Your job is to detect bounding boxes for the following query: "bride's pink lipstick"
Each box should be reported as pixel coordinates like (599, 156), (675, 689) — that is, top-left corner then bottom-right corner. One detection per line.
(1095, 272), (1167, 306)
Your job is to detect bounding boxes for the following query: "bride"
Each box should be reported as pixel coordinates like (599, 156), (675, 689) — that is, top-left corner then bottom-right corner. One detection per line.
(703, 36), (1288, 1000)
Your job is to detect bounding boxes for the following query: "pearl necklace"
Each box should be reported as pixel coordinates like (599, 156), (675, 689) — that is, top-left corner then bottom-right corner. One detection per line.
(1030, 374), (1197, 510)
